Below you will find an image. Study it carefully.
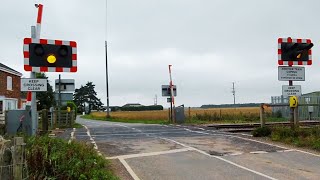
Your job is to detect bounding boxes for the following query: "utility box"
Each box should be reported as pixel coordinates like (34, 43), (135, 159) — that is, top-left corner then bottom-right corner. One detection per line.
(6, 107), (32, 136)
(175, 105), (185, 124)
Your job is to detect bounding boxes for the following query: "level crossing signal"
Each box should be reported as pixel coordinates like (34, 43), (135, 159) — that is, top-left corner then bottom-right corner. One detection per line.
(278, 38), (313, 66)
(23, 38), (77, 72)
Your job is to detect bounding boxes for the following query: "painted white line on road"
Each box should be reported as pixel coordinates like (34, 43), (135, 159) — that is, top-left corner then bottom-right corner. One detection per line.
(250, 151), (268, 154)
(68, 128), (76, 144)
(106, 148), (193, 160)
(83, 125), (98, 150)
(119, 158), (141, 180)
(196, 127), (206, 131)
(160, 137), (278, 180)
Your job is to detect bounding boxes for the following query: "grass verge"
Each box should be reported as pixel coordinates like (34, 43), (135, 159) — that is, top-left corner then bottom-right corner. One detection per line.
(271, 126), (320, 151)
(26, 135), (119, 179)
(81, 115), (169, 124)
(252, 126), (320, 151)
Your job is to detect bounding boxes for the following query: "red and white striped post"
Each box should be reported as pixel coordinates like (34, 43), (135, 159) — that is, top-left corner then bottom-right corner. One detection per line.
(27, 4), (43, 135)
(169, 65), (175, 123)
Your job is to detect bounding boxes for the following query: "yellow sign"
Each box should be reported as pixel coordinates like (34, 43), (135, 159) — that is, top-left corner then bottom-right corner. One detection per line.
(289, 96), (298, 108)
(67, 107), (71, 112)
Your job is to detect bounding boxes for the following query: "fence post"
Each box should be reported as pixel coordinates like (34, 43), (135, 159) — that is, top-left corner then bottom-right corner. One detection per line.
(294, 106), (299, 127)
(260, 104), (266, 127)
(13, 137), (24, 180)
(42, 109), (48, 133)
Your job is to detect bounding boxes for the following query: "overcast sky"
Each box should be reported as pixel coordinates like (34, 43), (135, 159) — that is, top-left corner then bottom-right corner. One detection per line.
(1, 0), (320, 107)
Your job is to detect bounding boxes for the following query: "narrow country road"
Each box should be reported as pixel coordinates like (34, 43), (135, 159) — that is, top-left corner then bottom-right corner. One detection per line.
(68, 117), (320, 180)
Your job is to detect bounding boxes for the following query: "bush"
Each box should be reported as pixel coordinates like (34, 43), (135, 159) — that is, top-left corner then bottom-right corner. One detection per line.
(252, 126), (272, 137)
(26, 136), (118, 180)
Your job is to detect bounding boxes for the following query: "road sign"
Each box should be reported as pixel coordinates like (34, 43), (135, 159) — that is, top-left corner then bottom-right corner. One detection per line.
(162, 85), (177, 97)
(23, 38), (77, 72)
(167, 98), (172, 103)
(289, 96), (298, 108)
(278, 66), (305, 81)
(278, 37), (313, 66)
(282, 85), (301, 96)
(21, 78), (47, 92)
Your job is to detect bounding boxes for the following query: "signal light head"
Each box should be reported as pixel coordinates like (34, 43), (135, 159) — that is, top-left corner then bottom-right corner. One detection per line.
(59, 45), (68, 57)
(47, 54), (56, 64)
(34, 44), (44, 56)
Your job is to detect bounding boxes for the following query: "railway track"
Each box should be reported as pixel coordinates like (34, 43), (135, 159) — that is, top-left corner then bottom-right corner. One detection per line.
(205, 120), (320, 132)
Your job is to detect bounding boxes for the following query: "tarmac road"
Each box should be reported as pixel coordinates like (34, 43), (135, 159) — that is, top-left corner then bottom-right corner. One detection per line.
(69, 117), (320, 180)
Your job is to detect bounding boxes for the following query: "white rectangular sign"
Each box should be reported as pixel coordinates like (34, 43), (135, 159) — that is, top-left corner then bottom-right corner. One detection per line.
(278, 66), (305, 81)
(21, 78), (47, 92)
(282, 85), (302, 96)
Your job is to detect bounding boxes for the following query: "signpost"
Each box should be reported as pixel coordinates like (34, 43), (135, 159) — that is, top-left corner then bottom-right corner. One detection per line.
(282, 85), (301, 96)
(162, 85), (177, 97)
(23, 4), (78, 135)
(278, 66), (305, 81)
(21, 78), (47, 92)
(277, 37), (313, 129)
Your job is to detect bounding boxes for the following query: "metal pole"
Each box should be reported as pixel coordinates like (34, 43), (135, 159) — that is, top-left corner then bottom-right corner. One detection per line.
(232, 82), (236, 106)
(30, 26), (37, 135)
(29, 4), (43, 135)
(289, 80), (295, 129)
(58, 74), (61, 125)
(105, 41), (110, 118)
(169, 65), (175, 123)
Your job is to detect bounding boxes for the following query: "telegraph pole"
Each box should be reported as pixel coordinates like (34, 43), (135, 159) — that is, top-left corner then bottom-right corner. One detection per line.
(232, 82), (236, 106)
(105, 41), (110, 118)
(105, 1), (110, 118)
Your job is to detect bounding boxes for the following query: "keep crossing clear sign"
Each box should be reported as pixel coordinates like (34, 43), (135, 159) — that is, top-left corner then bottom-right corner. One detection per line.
(21, 78), (47, 92)
(282, 85), (302, 96)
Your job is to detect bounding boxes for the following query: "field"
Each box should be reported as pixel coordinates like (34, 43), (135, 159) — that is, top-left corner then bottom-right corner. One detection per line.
(85, 107), (275, 124)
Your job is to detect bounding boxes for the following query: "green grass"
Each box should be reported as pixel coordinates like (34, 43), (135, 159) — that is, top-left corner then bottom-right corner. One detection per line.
(26, 135), (119, 179)
(81, 115), (169, 124)
(271, 126), (320, 151)
(73, 122), (83, 128)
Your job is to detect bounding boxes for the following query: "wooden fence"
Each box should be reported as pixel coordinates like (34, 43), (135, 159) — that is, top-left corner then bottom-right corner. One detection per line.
(38, 110), (76, 132)
(0, 137), (29, 180)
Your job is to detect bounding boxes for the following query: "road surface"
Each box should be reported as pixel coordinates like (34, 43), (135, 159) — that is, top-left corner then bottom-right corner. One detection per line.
(66, 117), (320, 180)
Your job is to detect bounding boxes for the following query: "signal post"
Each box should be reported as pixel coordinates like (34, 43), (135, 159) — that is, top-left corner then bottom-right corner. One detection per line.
(23, 4), (78, 135)
(277, 37), (313, 129)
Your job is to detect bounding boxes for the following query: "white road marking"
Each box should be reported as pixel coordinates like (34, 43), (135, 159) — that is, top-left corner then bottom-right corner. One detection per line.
(196, 127), (205, 131)
(228, 152), (243, 156)
(106, 148), (193, 160)
(68, 128), (76, 144)
(119, 158), (141, 180)
(250, 151), (268, 154)
(83, 125), (98, 150)
(160, 137), (278, 180)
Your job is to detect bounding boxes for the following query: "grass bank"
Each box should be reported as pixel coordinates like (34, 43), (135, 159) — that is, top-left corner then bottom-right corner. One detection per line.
(26, 135), (118, 179)
(253, 126), (320, 151)
(270, 126), (320, 151)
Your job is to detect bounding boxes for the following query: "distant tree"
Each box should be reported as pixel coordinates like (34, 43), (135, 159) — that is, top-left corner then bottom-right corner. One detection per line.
(35, 73), (55, 110)
(73, 82), (104, 113)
